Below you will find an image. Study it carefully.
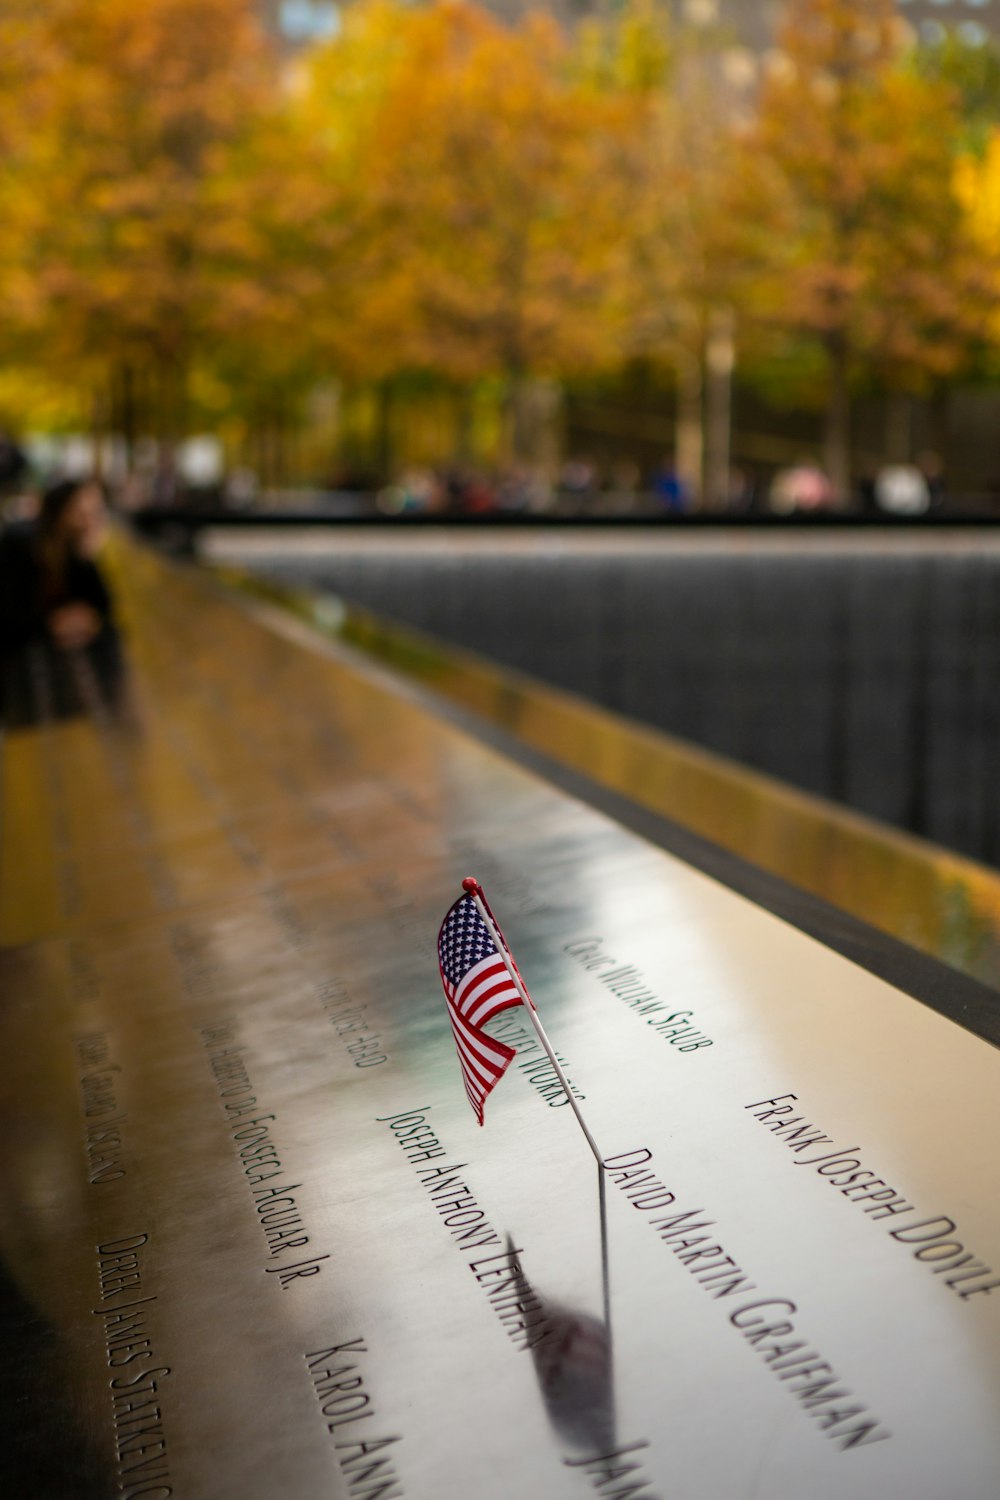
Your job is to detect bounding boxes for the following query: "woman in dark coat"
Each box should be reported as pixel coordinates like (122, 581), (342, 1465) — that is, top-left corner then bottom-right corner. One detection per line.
(0, 478), (123, 726)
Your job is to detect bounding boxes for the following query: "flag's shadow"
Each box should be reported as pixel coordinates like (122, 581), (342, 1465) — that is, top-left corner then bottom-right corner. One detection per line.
(509, 1168), (616, 1458)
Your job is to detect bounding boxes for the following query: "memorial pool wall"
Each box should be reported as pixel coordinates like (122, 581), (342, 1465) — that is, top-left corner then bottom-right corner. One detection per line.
(207, 528), (1000, 870)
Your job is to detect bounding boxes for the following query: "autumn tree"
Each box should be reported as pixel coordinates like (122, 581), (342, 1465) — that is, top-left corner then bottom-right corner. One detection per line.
(572, 1), (795, 507)
(0, 0), (273, 461)
(750, 0), (996, 498)
(299, 0), (637, 466)
(915, 31), (1000, 153)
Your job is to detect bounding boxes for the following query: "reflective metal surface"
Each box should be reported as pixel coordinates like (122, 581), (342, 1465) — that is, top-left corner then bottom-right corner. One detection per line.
(2, 539), (999, 1498)
(212, 554), (1000, 991)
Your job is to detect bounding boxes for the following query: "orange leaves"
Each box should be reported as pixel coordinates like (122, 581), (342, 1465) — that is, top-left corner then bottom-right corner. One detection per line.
(2, 0), (1000, 450)
(291, 0), (635, 384)
(748, 0), (997, 388)
(0, 0), (272, 399)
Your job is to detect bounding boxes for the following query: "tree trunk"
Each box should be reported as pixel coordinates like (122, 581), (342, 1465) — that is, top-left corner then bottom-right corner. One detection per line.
(504, 371), (530, 467)
(504, 378), (565, 477)
(927, 385), (949, 461)
(704, 307), (735, 510)
(454, 385), (475, 465)
(824, 334), (851, 504)
(118, 362), (137, 475)
(374, 380), (394, 482)
(675, 345), (703, 508)
(91, 386), (107, 482)
(272, 416), (287, 489)
(885, 391), (911, 465)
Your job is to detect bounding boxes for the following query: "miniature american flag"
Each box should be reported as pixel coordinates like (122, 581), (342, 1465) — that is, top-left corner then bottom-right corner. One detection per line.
(437, 890), (526, 1125)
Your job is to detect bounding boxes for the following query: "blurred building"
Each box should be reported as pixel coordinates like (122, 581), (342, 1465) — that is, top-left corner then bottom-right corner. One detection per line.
(691, 0), (1000, 94)
(259, 0), (341, 45)
(258, 0), (1000, 50)
(893, 0), (1000, 47)
(692, 0), (1000, 48)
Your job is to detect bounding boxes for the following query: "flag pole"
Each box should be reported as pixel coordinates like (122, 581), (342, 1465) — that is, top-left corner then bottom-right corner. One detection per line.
(463, 878), (604, 1169)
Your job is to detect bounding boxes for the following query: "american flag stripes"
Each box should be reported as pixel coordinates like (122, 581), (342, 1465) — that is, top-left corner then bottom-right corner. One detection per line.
(437, 890), (526, 1125)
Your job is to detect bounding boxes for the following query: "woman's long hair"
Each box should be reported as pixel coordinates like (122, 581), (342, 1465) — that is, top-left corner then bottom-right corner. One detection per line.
(36, 478), (97, 606)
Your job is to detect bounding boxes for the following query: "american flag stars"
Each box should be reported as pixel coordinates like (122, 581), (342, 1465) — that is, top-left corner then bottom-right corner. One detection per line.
(437, 892), (525, 1125)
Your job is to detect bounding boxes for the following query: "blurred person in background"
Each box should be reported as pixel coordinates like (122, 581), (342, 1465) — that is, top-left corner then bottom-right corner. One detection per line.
(917, 451), (947, 511)
(874, 462), (931, 516)
(649, 455), (690, 513)
(769, 462), (835, 513)
(0, 477), (125, 726)
(0, 429), (30, 516)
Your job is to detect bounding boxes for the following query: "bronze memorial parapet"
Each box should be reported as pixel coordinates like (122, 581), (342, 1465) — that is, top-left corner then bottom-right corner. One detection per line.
(1, 539), (998, 1499)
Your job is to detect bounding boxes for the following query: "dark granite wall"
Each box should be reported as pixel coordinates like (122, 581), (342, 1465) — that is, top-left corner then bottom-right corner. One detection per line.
(260, 550), (1000, 867)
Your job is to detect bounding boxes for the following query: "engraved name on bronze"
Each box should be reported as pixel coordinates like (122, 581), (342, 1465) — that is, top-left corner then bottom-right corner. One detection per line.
(565, 939), (714, 1052)
(747, 1094), (1000, 1301)
(604, 1150), (890, 1452)
(201, 1021), (329, 1287)
(316, 976), (389, 1069)
(305, 1336), (404, 1497)
(488, 1014), (585, 1108)
(380, 1108), (561, 1351)
(76, 1031), (127, 1185)
(93, 1233), (174, 1499)
(565, 1441), (659, 1500)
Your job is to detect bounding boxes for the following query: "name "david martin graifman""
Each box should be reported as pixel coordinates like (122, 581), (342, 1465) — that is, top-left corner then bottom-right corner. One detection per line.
(605, 1149), (890, 1451)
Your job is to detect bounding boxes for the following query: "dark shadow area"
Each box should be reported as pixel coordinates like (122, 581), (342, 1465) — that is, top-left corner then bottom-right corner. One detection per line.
(0, 1263), (111, 1500)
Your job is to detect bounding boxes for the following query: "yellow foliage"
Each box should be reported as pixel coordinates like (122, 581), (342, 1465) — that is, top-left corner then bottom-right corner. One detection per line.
(0, 0), (998, 455)
(749, 0), (996, 387)
(0, 0), (271, 412)
(956, 134), (1000, 254)
(295, 0), (637, 383)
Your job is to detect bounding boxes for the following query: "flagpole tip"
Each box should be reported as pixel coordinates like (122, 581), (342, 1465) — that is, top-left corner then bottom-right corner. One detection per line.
(462, 876), (482, 895)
